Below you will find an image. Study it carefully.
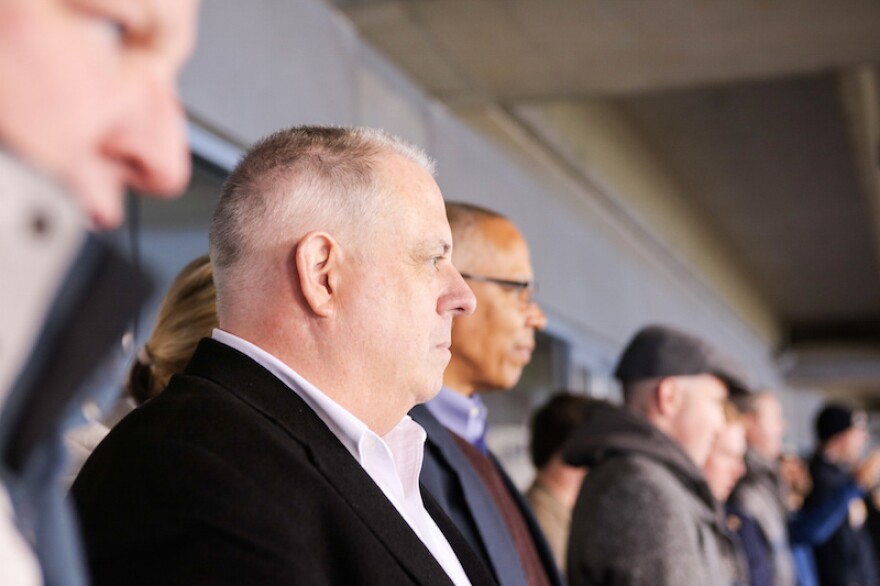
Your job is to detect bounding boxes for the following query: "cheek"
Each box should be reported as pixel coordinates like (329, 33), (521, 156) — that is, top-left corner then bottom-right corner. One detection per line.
(452, 311), (491, 349)
(498, 360), (525, 385)
(692, 403), (721, 444)
(0, 19), (119, 159)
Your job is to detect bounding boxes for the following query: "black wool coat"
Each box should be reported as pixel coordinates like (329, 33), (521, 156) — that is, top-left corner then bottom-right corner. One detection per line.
(72, 338), (497, 586)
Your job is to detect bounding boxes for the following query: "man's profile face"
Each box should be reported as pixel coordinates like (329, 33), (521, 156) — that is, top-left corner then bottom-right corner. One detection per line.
(750, 394), (786, 460)
(838, 413), (868, 464)
(0, 0), (199, 229)
(344, 153), (476, 413)
(703, 421), (746, 502)
(445, 217), (547, 395)
(670, 374), (728, 467)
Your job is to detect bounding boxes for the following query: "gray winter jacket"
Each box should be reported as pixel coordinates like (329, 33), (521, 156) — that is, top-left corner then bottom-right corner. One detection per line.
(731, 449), (795, 586)
(563, 402), (746, 586)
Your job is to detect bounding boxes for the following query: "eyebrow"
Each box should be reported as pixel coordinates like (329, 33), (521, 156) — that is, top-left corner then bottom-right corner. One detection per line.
(411, 240), (451, 263)
(424, 239), (451, 255)
(80, 0), (152, 32)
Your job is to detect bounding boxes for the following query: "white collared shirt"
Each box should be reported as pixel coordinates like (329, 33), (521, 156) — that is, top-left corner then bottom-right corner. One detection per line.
(212, 330), (471, 586)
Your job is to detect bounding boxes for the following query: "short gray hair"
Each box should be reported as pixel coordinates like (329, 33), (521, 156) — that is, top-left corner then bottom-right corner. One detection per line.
(209, 126), (434, 297)
(446, 202), (507, 236)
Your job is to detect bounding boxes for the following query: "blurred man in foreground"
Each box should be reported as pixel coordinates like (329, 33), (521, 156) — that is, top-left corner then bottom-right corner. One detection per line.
(0, 0), (198, 583)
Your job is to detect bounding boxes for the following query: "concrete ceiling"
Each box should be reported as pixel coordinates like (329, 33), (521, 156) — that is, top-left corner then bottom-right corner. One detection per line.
(334, 0), (880, 100)
(331, 0), (880, 396)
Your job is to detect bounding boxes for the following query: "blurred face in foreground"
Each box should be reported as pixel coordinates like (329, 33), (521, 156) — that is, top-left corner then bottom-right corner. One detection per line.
(0, 0), (199, 229)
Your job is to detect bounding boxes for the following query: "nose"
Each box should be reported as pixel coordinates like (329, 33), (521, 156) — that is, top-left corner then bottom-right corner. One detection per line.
(441, 269), (477, 317)
(526, 300), (547, 330)
(105, 76), (192, 197)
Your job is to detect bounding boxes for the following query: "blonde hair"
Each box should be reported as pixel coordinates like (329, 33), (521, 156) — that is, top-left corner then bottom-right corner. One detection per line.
(127, 254), (217, 403)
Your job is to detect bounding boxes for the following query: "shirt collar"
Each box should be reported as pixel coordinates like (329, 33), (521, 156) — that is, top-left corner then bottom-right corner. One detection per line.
(211, 329), (425, 470)
(211, 331), (468, 584)
(425, 386), (488, 447)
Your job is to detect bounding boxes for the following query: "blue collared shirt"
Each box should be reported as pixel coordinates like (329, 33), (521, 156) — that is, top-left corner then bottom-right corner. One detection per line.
(425, 387), (489, 452)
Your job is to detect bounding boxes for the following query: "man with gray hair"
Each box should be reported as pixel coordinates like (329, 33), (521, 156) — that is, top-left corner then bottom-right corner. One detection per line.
(565, 324), (749, 586)
(73, 126), (496, 585)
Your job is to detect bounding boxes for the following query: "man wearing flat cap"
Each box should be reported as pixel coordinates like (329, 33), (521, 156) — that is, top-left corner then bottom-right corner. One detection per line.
(807, 403), (879, 586)
(565, 324), (749, 586)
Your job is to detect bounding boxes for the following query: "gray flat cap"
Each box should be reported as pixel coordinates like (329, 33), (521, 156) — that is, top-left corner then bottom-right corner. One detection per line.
(614, 324), (751, 395)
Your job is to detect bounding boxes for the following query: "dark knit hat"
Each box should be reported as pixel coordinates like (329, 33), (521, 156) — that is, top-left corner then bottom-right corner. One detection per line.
(614, 324), (751, 395)
(815, 404), (865, 442)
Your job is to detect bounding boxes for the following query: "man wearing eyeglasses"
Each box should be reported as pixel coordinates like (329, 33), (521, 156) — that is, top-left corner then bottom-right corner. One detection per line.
(411, 202), (561, 586)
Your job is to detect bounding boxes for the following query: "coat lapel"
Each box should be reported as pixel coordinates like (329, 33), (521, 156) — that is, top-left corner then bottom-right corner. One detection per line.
(186, 340), (457, 586)
(412, 405), (530, 586)
(424, 489), (499, 586)
(490, 453), (565, 586)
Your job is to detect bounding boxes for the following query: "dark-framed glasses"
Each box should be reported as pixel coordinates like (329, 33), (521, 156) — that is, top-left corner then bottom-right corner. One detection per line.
(460, 273), (538, 305)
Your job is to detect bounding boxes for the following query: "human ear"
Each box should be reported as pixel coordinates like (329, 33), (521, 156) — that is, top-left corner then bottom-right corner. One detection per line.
(656, 377), (682, 417)
(295, 231), (340, 318)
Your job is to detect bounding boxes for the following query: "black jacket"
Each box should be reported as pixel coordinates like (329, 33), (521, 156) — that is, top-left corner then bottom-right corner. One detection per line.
(807, 454), (878, 586)
(72, 338), (496, 586)
(412, 404), (564, 586)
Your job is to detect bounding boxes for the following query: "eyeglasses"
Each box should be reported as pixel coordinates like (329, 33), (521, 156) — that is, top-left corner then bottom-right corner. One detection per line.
(460, 273), (538, 305)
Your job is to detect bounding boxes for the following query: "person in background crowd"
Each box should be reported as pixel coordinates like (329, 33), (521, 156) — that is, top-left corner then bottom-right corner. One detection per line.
(863, 474), (880, 575)
(73, 126), (497, 585)
(64, 254), (216, 484)
(125, 255), (216, 406)
(411, 202), (562, 586)
(0, 0), (199, 583)
(808, 404), (879, 586)
(730, 391), (797, 586)
(526, 392), (595, 571)
(788, 449), (880, 586)
(734, 394), (880, 586)
(705, 406), (772, 586)
(565, 324), (749, 586)
(779, 453), (813, 512)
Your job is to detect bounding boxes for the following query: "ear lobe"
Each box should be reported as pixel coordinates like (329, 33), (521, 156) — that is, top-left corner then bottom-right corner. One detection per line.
(295, 231), (339, 318)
